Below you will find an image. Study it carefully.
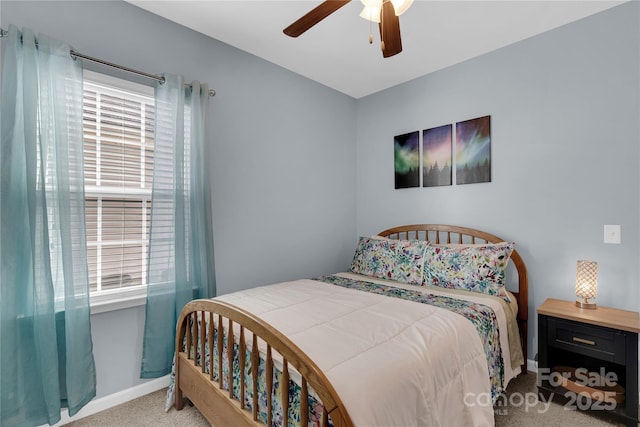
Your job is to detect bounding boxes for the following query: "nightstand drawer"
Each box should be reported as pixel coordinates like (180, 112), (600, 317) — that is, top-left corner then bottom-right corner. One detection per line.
(548, 318), (626, 364)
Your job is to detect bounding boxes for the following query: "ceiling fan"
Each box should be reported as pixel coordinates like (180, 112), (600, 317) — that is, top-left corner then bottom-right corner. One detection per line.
(283, 0), (414, 58)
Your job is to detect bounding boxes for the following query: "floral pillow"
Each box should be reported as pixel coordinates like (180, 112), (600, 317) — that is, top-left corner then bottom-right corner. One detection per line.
(423, 242), (514, 301)
(350, 236), (430, 285)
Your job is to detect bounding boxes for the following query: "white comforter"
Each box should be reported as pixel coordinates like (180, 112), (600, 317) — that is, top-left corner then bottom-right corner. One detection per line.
(216, 274), (511, 427)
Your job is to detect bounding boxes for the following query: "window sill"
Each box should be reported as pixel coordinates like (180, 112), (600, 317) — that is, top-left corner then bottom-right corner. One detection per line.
(90, 287), (147, 315)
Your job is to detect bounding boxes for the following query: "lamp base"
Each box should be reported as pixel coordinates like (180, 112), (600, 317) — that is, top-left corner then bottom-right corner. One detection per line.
(576, 300), (596, 309)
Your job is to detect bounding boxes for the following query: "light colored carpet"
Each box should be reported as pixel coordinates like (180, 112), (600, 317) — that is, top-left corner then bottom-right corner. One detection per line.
(67, 372), (636, 426)
(66, 389), (209, 426)
(495, 372), (632, 427)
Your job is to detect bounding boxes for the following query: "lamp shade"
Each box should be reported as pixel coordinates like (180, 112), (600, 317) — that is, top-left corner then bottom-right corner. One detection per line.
(575, 260), (598, 309)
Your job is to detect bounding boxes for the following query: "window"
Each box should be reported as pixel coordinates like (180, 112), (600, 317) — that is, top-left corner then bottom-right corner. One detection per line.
(83, 71), (155, 308)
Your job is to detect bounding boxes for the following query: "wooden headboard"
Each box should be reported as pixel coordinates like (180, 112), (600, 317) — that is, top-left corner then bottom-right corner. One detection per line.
(377, 224), (529, 366)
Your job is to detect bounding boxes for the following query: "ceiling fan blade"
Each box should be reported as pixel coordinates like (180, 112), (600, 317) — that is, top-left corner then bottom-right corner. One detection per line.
(379, 0), (402, 58)
(283, 0), (351, 38)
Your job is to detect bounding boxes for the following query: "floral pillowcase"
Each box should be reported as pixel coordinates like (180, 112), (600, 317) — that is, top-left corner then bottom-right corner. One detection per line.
(422, 242), (514, 302)
(350, 236), (429, 286)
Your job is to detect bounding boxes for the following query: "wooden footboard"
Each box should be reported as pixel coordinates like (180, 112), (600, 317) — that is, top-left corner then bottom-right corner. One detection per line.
(174, 299), (354, 427)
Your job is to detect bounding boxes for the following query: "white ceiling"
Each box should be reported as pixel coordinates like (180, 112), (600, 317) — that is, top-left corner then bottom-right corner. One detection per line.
(126, 0), (626, 98)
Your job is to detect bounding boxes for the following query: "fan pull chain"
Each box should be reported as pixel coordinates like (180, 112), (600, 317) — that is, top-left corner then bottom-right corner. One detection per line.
(368, 9), (374, 44)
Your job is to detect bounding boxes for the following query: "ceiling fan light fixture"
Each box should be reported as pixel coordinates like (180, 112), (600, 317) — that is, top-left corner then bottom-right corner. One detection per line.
(390, 0), (414, 16)
(284, 0), (403, 59)
(359, 5), (382, 23)
(361, 0), (382, 7)
(360, 0), (382, 23)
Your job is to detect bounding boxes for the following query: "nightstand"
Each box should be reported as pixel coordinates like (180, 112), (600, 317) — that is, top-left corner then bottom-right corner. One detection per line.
(537, 298), (639, 427)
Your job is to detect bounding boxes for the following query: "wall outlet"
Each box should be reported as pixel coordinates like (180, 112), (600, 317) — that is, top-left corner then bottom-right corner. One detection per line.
(604, 224), (621, 244)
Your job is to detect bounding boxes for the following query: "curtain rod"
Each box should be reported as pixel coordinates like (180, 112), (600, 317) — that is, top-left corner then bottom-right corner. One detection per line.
(0, 27), (216, 97)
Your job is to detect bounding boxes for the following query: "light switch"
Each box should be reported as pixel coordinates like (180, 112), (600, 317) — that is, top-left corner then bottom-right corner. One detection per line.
(603, 224), (621, 244)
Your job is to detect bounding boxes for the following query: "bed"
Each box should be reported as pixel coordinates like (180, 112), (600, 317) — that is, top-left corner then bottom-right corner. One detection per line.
(171, 224), (528, 427)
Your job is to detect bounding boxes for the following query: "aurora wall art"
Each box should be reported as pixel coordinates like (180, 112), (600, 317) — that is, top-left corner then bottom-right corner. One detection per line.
(393, 115), (491, 189)
(455, 115), (491, 185)
(422, 124), (452, 187)
(394, 131), (420, 189)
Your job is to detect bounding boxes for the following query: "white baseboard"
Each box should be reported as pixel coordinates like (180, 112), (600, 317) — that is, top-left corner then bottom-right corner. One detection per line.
(50, 375), (170, 426)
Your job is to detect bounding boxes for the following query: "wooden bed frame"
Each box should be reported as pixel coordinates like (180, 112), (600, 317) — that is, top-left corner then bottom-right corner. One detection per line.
(174, 224), (529, 427)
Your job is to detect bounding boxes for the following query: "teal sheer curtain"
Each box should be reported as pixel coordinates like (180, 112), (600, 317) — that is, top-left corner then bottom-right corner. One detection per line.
(0, 26), (96, 426)
(140, 74), (216, 378)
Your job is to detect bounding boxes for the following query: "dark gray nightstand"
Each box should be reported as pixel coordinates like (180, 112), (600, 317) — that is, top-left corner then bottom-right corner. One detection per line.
(537, 298), (639, 427)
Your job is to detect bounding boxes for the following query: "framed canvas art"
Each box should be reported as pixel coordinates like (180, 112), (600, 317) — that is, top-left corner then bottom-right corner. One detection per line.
(456, 115), (491, 185)
(423, 124), (452, 187)
(394, 131), (420, 189)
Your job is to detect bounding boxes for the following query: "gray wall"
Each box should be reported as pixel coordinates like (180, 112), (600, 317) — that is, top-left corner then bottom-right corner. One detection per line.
(1, 0), (357, 398)
(355, 2), (640, 358)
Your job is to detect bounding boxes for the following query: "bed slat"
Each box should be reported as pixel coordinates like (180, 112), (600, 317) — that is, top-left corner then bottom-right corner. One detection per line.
(191, 313), (198, 363)
(282, 359), (289, 424)
(322, 407), (329, 427)
(251, 334), (259, 421)
(217, 314), (223, 389)
(185, 315), (191, 358)
(239, 326), (246, 409)
(209, 312), (214, 380)
(266, 345), (273, 427)
(227, 318), (235, 398)
(301, 378), (309, 427)
(200, 311), (206, 372)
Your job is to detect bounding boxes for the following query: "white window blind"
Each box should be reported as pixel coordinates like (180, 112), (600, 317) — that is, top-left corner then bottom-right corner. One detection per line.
(83, 71), (155, 294)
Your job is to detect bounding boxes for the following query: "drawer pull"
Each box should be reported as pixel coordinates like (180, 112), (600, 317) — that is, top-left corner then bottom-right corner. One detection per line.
(573, 337), (596, 346)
